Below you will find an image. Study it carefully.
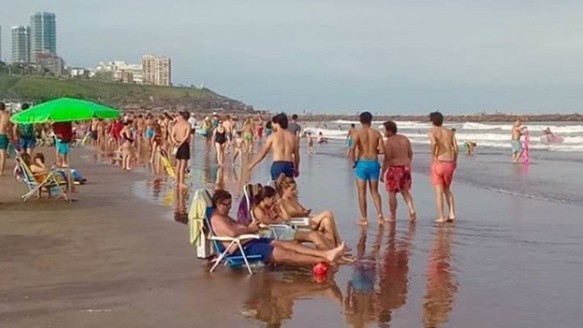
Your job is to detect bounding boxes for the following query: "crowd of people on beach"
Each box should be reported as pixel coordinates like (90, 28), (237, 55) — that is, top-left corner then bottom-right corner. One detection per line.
(1, 99), (540, 270)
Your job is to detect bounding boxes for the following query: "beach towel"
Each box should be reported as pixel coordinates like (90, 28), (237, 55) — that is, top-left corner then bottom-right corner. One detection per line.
(189, 189), (211, 245)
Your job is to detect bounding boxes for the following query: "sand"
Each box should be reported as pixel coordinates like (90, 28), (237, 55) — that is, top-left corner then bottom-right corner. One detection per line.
(2, 140), (583, 328)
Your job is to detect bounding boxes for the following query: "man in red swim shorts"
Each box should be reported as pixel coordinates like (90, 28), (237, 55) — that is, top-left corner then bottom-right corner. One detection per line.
(380, 121), (417, 222)
(427, 112), (459, 223)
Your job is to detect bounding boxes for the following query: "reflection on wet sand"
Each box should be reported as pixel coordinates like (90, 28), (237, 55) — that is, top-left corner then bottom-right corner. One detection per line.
(344, 228), (382, 328)
(377, 222), (415, 325)
(242, 273), (343, 327)
(423, 225), (458, 328)
(344, 223), (415, 328)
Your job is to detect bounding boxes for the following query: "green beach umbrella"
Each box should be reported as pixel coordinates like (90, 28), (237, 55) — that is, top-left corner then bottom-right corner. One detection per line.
(10, 97), (120, 124)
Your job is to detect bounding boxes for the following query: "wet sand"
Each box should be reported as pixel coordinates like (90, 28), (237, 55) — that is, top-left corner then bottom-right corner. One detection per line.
(2, 140), (583, 328)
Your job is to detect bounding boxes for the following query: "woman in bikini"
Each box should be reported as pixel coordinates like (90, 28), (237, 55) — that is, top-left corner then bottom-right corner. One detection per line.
(275, 174), (343, 247)
(213, 122), (228, 166)
(120, 121), (134, 170)
(253, 186), (333, 250)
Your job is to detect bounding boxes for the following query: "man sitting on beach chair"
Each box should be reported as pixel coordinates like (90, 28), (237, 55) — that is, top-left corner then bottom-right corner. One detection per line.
(210, 189), (347, 267)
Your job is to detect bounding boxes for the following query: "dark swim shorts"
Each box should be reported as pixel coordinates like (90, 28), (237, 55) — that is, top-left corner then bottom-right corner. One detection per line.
(232, 238), (274, 263)
(270, 161), (294, 180)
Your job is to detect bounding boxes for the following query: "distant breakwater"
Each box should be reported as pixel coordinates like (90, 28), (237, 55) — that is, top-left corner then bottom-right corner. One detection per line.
(298, 113), (583, 122)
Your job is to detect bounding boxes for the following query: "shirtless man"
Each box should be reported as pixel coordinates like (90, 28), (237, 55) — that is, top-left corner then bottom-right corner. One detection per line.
(380, 121), (416, 222)
(511, 120), (525, 163)
(427, 111), (458, 223)
(210, 189), (346, 267)
(170, 111), (191, 189)
(346, 123), (356, 153)
(288, 114), (302, 139)
(222, 115), (235, 153)
(248, 113), (300, 181)
(349, 111), (385, 225)
(135, 114), (145, 148)
(0, 102), (14, 176)
(90, 118), (100, 148)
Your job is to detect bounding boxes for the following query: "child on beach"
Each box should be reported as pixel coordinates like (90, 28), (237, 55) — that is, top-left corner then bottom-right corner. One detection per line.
(232, 131), (244, 165)
(307, 132), (314, 155)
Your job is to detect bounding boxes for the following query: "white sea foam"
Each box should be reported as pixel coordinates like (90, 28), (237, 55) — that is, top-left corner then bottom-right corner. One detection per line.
(304, 121), (583, 152)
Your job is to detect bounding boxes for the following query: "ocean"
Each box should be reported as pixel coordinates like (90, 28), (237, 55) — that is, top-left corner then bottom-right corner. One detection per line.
(304, 120), (583, 153)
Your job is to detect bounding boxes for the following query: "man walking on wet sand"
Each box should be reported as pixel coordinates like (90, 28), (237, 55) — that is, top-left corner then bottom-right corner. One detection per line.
(380, 121), (416, 222)
(349, 111), (385, 225)
(428, 111), (458, 223)
(248, 113), (300, 181)
(0, 102), (14, 176)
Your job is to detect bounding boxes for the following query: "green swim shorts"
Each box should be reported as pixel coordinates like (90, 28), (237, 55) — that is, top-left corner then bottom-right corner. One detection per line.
(511, 139), (522, 154)
(0, 134), (8, 150)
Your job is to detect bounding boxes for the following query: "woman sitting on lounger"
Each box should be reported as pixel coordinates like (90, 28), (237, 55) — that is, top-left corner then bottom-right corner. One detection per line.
(275, 174), (343, 247)
(252, 185), (334, 250)
(21, 153), (48, 183)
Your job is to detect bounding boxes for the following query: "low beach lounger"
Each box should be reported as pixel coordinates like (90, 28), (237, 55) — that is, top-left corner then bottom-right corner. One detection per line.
(240, 184), (309, 239)
(12, 147), (69, 202)
(190, 188), (263, 275)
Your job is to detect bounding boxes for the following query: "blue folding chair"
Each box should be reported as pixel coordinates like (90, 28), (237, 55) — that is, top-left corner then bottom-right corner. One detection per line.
(198, 190), (263, 275)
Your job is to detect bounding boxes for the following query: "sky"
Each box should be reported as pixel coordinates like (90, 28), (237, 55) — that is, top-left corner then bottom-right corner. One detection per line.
(2, 0), (583, 114)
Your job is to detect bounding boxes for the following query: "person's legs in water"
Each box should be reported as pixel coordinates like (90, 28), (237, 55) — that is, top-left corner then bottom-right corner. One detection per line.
(433, 184), (447, 222)
(355, 179), (368, 225)
(369, 179), (384, 225)
(388, 191), (398, 222)
(444, 186), (456, 221)
(293, 230), (333, 250)
(0, 134), (7, 176)
(310, 210), (342, 246)
(401, 188), (417, 222)
(270, 240), (346, 265)
(215, 142), (224, 166)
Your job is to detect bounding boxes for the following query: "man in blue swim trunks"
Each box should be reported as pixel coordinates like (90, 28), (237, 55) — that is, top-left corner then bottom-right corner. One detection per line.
(349, 111), (386, 225)
(210, 190), (346, 266)
(248, 113), (300, 181)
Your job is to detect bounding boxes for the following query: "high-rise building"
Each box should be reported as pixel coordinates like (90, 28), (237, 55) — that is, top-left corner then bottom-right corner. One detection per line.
(30, 12), (56, 62)
(11, 26), (31, 63)
(142, 55), (171, 86)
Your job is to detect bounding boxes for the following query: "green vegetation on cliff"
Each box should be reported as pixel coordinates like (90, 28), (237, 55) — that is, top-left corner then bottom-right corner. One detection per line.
(0, 73), (251, 111)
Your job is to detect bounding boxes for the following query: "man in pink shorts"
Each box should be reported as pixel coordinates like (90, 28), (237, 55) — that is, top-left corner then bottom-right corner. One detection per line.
(380, 121), (417, 222)
(428, 112), (458, 223)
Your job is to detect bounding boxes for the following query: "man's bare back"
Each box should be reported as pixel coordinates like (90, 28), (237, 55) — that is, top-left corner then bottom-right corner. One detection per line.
(353, 127), (383, 161)
(0, 110), (10, 135)
(428, 127), (457, 162)
(269, 130), (297, 162)
(384, 134), (412, 166)
(172, 121), (190, 144)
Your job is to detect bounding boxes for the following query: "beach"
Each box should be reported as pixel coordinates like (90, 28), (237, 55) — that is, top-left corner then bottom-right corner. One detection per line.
(1, 132), (583, 328)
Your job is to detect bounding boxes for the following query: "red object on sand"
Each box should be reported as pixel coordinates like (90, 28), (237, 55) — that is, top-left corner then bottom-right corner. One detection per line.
(313, 262), (328, 276)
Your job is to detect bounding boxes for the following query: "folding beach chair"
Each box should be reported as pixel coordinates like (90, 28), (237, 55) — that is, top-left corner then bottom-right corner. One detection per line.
(240, 184), (310, 240)
(191, 188), (263, 275)
(11, 147), (69, 202)
(72, 133), (90, 147)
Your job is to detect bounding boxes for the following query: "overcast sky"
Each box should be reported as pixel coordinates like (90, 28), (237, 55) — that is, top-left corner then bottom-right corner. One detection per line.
(2, 0), (583, 114)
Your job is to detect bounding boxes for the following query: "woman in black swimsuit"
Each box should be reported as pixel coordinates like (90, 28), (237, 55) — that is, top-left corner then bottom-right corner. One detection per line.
(120, 121), (135, 170)
(213, 122), (227, 166)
